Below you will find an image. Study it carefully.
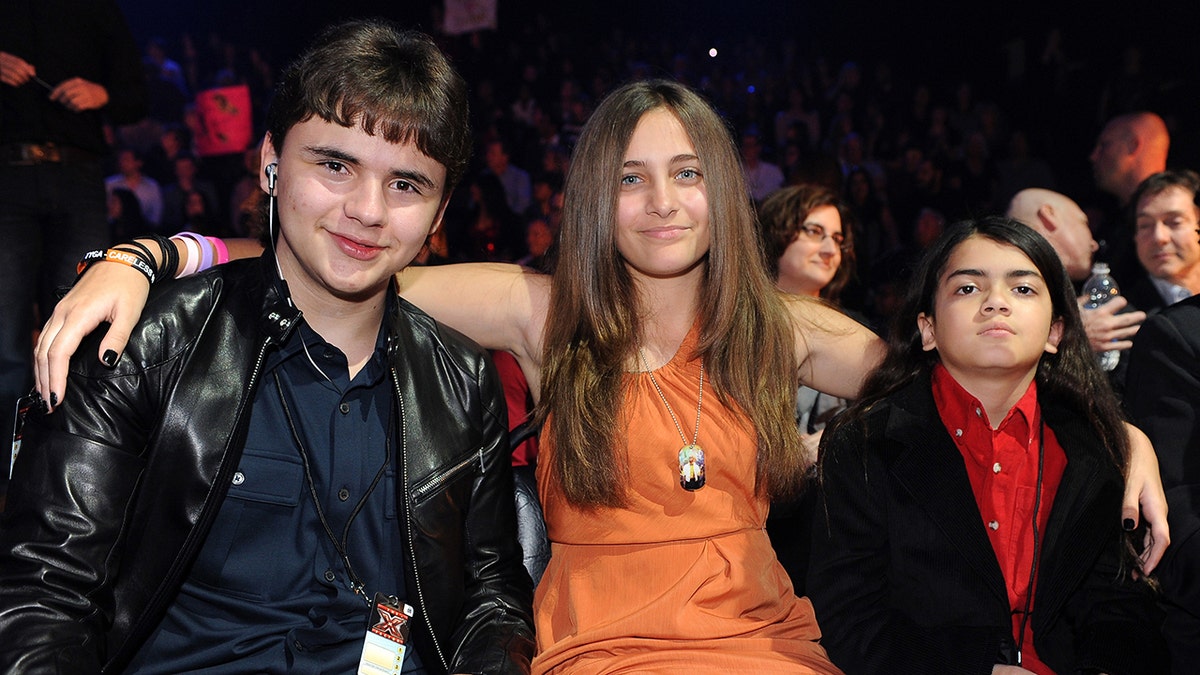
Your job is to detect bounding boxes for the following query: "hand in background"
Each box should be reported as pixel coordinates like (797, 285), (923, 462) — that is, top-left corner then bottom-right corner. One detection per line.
(1078, 295), (1144, 353)
(49, 77), (109, 112)
(0, 51), (36, 87)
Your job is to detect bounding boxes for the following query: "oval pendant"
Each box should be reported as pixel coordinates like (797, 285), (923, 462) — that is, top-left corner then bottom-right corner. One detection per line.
(679, 444), (705, 491)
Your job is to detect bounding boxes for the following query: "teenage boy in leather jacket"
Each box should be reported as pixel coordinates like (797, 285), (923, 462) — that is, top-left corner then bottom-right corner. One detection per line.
(0, 20), (534, 674)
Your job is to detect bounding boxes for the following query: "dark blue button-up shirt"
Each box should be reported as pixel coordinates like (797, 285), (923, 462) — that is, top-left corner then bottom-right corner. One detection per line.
(128, 312), (425, 674)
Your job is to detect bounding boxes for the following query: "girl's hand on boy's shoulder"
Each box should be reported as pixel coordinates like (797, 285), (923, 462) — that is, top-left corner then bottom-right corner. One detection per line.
(35, 260), (151, 412)
(1123, 422), (1169, 575)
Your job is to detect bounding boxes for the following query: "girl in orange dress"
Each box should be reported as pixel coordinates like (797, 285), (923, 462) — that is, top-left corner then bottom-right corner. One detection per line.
(420, 80), (873, 673)
(513, 80), (869, 673)
(534, 322), (836, 673)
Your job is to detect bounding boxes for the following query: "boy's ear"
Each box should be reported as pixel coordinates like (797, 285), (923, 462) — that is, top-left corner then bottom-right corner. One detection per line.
(428, 190), (452, 237)
(1044, 318), (1064, 354)
(917, 312), (938, 352)
(259, 133), (278, 193)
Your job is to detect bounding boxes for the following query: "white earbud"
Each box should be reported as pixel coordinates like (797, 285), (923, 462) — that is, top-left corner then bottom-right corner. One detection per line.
(265, 162), (278, 193)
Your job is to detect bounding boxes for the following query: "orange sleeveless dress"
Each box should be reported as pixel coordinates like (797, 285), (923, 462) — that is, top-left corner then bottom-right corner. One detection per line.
(532, 327), (840, 674)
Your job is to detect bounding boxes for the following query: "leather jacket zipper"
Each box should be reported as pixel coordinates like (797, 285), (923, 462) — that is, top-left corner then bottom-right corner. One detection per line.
(412, 451), (481, 504)
(120, 334), (278, 666)
(395, 369), (451, 672)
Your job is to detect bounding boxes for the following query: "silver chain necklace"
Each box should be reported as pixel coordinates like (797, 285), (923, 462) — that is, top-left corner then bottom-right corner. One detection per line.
(639, 348), (706, 491)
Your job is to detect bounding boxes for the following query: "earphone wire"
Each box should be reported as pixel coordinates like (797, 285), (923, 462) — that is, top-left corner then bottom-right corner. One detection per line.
(266, 163), (288, 306)
(266, 162), (333, 385)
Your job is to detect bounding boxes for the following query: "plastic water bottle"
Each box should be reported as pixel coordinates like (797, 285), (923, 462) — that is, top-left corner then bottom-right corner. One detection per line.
(1082, 262), (1121, 371)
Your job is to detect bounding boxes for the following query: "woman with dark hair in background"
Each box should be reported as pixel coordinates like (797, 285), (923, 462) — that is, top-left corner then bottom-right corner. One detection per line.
(759, 183), (868, 592)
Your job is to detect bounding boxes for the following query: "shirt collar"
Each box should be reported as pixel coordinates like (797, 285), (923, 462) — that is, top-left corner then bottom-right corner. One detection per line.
(1150, 275), (1194, 305)
(265, 299), (393, 390)
(931, 362), (1040, 445)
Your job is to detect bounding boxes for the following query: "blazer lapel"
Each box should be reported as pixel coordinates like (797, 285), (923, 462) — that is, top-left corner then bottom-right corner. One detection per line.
(1031, 410), (1112, 624)
(886, 380), (1009, 605)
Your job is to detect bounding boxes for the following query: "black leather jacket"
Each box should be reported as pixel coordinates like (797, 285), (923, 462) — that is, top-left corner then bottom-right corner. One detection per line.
(0, 256), (535, 674)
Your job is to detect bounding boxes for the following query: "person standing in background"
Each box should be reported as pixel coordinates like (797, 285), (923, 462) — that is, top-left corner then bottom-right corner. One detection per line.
(0, 0), (146, 496)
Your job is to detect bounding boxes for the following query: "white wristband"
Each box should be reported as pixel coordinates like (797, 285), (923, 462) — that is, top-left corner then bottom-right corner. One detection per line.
(174, 235), (200, 277)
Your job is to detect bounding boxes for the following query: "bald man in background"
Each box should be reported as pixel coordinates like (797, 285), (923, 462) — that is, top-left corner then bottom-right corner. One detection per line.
(1089, 112), (1170, 280)
(1008, 187), (1146, 355)
(1091, 112), (1171, 206)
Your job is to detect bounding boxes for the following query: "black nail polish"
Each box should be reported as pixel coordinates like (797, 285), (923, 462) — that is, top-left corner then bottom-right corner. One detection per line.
(38, 398), (50, 415)
(1123, 518), (1136, 531)
(50, 392), (58, 408)
(102, 349), (118, 367)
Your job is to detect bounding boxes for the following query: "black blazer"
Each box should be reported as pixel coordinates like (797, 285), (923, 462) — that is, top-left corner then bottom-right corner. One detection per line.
(808, 374), (1167, 675)
(1125, 294), (1200, 669)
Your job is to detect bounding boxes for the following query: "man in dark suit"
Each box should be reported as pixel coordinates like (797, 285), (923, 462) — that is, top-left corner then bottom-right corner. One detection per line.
(1126, 293), (1200, 673)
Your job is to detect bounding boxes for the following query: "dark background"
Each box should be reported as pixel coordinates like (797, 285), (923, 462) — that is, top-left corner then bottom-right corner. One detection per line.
(112, 0), (1198, 77)
(113, 0), (1200, 194)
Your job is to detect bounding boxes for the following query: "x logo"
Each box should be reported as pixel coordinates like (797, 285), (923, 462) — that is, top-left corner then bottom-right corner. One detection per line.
(373, 609), (409, 640)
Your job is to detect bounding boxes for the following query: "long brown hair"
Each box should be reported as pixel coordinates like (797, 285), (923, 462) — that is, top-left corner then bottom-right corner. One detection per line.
(538, 79), (807, 507)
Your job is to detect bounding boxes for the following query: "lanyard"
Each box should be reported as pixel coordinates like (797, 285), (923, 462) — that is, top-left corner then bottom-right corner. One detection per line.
(1014, 419), (1046, 666)
(273, 371), (392, 606)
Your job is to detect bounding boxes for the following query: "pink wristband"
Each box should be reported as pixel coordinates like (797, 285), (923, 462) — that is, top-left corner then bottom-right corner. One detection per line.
(207, 236), (230, 265)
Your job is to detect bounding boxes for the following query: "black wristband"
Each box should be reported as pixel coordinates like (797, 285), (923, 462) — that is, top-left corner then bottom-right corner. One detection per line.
(142, 233), (178, 281)
(76, 248), (156, 284)
(121, 239), (156, 266)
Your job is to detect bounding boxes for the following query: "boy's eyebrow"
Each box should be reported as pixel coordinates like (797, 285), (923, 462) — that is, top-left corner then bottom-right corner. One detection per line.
(304, 144), (358, 165)
(945, 267), (1042, 281)
(303, 144), (439, 191)
(389, 168), (438, 191)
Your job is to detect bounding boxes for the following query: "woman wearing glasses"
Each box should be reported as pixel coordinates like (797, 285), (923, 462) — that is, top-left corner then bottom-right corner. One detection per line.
(761, 184), (856, 304)
(759, 183), (864, 593)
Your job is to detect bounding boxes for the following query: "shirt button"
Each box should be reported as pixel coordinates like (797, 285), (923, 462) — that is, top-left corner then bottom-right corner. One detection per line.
(232, 471), (245, 485)
(975, 407), (982, 417)
(338, 487), (350, 501)
(293, 639), (305, 651)
(955, 428), (963, 437)
(324, 569), (336, 582)
(989, 520), (1000, 531)
(993, 462), (1002, 474)
(322, 346), (335, 360)
(339, 402), (350, 415)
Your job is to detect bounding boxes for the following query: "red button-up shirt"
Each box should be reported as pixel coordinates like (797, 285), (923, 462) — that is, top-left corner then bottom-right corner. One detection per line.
(931, 364), (1067, 674)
